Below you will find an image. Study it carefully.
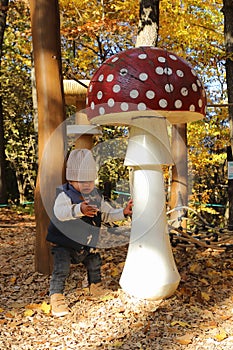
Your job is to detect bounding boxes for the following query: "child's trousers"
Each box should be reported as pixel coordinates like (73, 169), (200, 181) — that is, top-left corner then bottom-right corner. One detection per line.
(49, 245), (102, 296)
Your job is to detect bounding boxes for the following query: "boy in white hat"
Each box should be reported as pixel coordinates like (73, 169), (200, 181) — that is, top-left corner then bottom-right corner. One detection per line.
(46, 149), (133, 317)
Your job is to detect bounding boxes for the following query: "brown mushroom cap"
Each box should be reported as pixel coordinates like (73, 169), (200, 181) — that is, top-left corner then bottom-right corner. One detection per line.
(86, 47), (206, 125)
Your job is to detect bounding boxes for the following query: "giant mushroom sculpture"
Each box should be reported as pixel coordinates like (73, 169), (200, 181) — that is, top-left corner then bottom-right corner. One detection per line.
(86, 47), (206, 300)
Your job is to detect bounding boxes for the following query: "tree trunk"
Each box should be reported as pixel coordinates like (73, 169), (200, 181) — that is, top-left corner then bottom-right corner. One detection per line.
(222, 0), (233, 229)
(0, 0), (9, 204)
(135, 0), (159, 47)
(29, 0), (66, 274)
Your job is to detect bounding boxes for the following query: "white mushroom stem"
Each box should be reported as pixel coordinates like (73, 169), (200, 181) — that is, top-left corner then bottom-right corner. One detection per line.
(120, 116), (180, 300)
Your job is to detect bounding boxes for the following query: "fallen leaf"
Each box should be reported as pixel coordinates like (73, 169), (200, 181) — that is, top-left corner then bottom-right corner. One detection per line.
(112, 341), (124, 347)
(111, 267), (119, 277)
(189, 262), (201, 273)
(4, 312), (15, 318)
(25, 303), (41, 310)
(40, 301), (51, 314)
(133, 321), (144, 329)
(10, 276), (17, 284)
(117, 262), (125, 270)
(201, 292), (210, 301)
(176, 333), (193, 345)
(200, 278), (209, 285)
(24, 309), (34, 317)
(171, 320), (190, 328)
(214, 328), (228, 342)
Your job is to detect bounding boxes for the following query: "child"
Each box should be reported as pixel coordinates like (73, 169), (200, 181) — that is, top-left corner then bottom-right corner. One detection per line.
(46, 148), (133, 317)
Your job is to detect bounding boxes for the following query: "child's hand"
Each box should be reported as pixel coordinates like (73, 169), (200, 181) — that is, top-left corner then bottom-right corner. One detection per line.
(81, 200), (99, 217)
(123, 198), (133, 217)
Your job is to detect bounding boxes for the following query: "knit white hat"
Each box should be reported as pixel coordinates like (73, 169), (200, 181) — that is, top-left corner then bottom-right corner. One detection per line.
(66, 149), (97, 181)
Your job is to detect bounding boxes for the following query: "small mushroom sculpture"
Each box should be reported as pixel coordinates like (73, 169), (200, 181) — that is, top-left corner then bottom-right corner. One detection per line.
(86, 47), (206, 300)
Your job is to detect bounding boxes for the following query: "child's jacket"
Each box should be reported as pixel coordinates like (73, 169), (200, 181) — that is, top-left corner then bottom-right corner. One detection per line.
(46, 183), (124, 250)
(46, 183), (102, 250)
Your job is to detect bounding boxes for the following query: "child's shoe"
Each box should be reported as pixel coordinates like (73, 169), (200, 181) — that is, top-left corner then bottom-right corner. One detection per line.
(50, 293), (69, 317)
(89, 282), (111, 297)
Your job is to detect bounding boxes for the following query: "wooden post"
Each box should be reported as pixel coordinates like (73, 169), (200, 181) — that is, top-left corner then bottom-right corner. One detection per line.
(74, 102), (94, 150)
(169, 124), (188, 227)
(29, 0), (66, 274)
(63, 79), (95, 150)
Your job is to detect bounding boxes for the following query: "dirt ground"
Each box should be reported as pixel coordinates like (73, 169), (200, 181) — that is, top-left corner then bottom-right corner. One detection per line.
(0, 207), (233, 350)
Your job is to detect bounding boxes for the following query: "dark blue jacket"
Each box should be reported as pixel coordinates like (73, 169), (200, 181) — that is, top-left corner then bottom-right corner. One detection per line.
(46, 183), (102, 250)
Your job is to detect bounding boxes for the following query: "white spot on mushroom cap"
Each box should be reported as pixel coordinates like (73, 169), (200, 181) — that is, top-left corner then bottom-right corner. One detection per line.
(97, 91), (103, 99)
(130, 90), (139, 98)
(198, 99), (203, 107)
(121, 102), (129, 111)
(155, 67), (164, 75)
(181, 87), (189, 96)
(164, 67), (172, 75)
(138, 102), (146, 110)
(111, 57), (119, 62)
(192, 83), (198, 92)
(139, 73), (148, 81)
(189, 105), (195, 111)
(165, 84), (174, 93)
(138, 53), (147, 59)
(158, 56), (166, 63)
(169, 54), (177, 61)
(120, 68), (128, 76)
(159, 99), (168, 108)
(98, 74), (104, 82)
(113, 84), (121, 93)
(146, 90), (155, 99)
(175, 100), (182, 108)
(91, 101), (95, 110)
(107, 74), (114, 82)
(99, 107), (105, 115)
(191, 69), (197, 76)
(108, 98), (115, 107)
(176, 70), (184, 78)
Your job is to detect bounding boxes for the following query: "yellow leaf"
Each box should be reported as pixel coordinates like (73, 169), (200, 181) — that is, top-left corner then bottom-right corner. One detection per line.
(10, 277), (17, 284)
(0, 308), (4, 313)
(24, 309), (34, 317)
(112, 341), (123, 347)
(171, 320), (190, 328)
(40, 301), (51, 314)
(117, 262), (125, 270)
(201, 292), (210, 301)
(100, 294), (115, 301)
(200, 278), (209, 285)
(111, 267), (119, 277)
(214, 329), (228, 342)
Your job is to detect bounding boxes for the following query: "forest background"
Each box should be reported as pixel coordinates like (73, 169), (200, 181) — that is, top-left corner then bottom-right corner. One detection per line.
(0, 0), (229, 227)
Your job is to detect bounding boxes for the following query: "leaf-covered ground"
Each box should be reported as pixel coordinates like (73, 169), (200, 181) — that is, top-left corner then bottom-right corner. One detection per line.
(0, 207), (233, 349)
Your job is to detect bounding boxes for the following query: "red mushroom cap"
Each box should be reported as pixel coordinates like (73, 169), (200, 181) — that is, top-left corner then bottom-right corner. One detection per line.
(86, 47), (206, 125)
